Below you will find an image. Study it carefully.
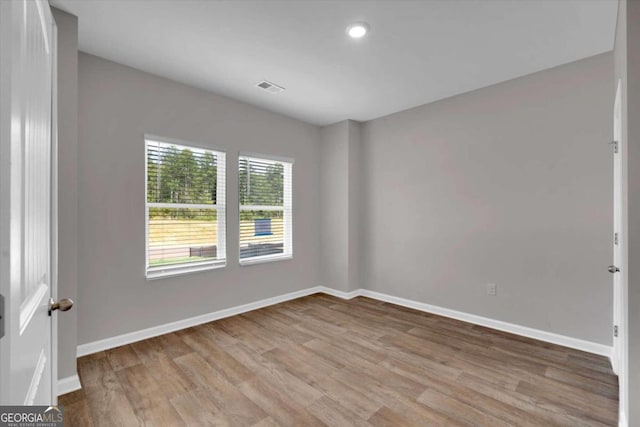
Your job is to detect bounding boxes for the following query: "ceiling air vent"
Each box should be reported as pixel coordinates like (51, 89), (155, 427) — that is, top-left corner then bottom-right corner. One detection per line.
(256, 80), (285, 94)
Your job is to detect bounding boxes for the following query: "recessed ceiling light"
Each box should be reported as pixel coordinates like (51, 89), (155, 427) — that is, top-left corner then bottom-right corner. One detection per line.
(346, 22), (369, 39)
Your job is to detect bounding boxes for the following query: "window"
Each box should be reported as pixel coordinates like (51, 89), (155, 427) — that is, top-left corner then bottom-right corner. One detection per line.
(145, 137), (226, 278)
(239, 154), (293, 264)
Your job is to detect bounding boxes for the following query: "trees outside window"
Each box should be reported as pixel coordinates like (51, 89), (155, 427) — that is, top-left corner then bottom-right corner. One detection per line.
(238, 155), (293, 263)
(145, 138), (226, 278)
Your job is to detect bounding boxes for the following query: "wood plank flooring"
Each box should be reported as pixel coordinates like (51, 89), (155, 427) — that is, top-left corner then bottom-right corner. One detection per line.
(59, 294), (618, 426)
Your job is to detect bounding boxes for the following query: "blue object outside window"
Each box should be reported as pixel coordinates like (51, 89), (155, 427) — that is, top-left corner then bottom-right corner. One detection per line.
(254, 218), (272, 236)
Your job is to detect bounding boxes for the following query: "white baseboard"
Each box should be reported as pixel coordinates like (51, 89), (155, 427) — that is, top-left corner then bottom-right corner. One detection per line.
(620, 412), (627, 427)
(76, 286), (323, 357)
(358, 289), (612, 358)
(57, 374), (81, 396)
(316, 286), (361, 300)
(75, 285), (612, 360)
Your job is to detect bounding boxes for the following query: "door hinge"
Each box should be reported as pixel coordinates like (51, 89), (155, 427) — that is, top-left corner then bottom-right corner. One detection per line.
(614, 325), (619, 338)
(611, 140), (619, 154)
(615, 232), (619, 246)
(0, 294), (4, 340)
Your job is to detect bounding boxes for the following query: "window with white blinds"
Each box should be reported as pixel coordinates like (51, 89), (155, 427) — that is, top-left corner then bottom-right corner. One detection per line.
(239, 154), (293, 264)
(145, 137), (226, 278)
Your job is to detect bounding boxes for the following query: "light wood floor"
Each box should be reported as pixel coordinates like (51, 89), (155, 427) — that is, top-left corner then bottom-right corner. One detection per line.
(60, 294), (618, 426)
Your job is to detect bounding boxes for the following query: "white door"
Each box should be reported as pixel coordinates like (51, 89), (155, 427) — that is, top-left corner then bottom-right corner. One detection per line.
(0, 0), (61, 405)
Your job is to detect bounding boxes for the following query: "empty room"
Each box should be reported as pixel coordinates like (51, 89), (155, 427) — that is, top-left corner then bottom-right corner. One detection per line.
(1, 0), (640, 426)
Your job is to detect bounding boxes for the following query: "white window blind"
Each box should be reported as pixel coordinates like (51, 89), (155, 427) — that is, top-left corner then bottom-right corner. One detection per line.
(145, 138), (226, 278)
(239, 155), (293, 264)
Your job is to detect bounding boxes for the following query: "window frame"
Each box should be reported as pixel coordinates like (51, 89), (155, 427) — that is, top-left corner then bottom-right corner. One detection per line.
(144, 135), (227, 279)
(238, 152), (294, 266)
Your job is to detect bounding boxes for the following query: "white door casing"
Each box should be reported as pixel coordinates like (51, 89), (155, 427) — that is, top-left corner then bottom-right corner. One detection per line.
(0, 0), (57, 405)
(612, 81), (622, 374)
(612, 79), (629, 425)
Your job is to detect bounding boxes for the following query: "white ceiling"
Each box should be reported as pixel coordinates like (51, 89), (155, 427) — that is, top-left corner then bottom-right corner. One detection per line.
(51, 0), (618, 126)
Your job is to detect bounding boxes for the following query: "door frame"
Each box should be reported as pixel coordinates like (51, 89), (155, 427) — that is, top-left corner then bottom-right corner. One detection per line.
(0, 0), (9, 403)
(612, 77), (629, 426)
(50, 9), (59, 403)
(612, 79), (623, 375)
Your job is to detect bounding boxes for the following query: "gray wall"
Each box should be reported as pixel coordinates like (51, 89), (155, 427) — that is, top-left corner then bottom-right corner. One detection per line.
(320, 122), (349, 292)
(320, 120), (362, 293)
(52, 8), (78, 382)
(347, 121), (362, 293)
(77, 53), (321, 345)
(359, 53), (613, 345)
(73, 38), (614, 367)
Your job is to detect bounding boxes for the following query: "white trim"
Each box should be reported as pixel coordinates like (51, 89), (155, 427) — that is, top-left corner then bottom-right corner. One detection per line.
(76, 286), (323, 357)
(240, 205), (284, 211)
(147, 202), (219, 210)
(146, 260), (226, 280)
(358, 289), (612, 358)
(316, 286), (361, 300)
(216, 152), (226, 262)
(50, 12), (59, 402)
(144, 133), (227, 155)
(75, 286), (612, 360)
(57, 374), (81, 396)
(144, 142), (149, 279)
(283, 162), (293, 257)
(240, 152), (295, 165)
(239, 254), (292, 266)
(619, 412), (627, 427)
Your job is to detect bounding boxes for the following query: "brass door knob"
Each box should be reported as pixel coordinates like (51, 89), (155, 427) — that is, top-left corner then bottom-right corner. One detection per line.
(48, 298), (74, 316)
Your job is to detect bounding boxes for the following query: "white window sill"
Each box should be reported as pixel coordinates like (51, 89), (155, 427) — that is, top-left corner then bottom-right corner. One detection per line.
(239, 254), (292, 266)
(146, 261), (226, 280)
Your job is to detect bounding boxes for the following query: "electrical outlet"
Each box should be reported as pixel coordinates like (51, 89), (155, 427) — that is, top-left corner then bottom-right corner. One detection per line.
(487, 283), (497, 296)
